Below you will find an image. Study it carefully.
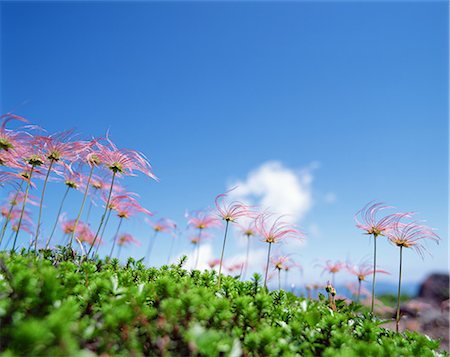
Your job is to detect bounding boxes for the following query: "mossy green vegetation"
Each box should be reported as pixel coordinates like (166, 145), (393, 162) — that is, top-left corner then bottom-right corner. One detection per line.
(0, 249), (446, 356)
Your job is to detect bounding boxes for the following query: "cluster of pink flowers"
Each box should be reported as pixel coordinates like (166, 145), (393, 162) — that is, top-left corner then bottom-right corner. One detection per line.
(0, 114), (157, 256)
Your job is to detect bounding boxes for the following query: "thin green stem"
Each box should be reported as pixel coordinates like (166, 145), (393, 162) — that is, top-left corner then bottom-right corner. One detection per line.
(371, 234), (378, 313)
(264, 242), (272, 290)
(94, 208), (112, 257)
(12, 166), (34, 253)
(0, 181), (24, 246)
(87, 172), (116, 258)
(240, 234), (251, 280)
(34, 159), (54, 252)
(194, 228), (202, 269)
(146, 230), (158, 265)
(85, 200), (93, 224)
(167, 235), (175, 265)
(117, 245), (122, 261)
(108, 217), (123, 259)
(46, 185), (70, 249)
(70, 165), (94, 249)
(217, 220), (230, 288)
(357, 279), (362, 303)
(278, 269), (281, 290)
(396, 246), (403, 333)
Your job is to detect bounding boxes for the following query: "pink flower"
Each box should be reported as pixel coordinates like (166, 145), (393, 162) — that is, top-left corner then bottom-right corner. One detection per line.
(113, 195), (152, 219)
(208, 258), (221, 268)
(271, 255), (302, 272)
(0, 114), (30, 154)
(355, 202), (409, 237)
(95, 136), (157, 179)
(346, 260), (389, 282)
(117, 233), (140, 247)
(36, 130), (87, 163)
(226, 262), (244, 273)
(255, 213), (304, 244)
(317, 260), (345, 275)
(147, 218), (177, 235)
(237, 221), (257, 237)
(186, 210), (221, 230)
(385, 221), (440, 257)
(215, 189), (253, 222)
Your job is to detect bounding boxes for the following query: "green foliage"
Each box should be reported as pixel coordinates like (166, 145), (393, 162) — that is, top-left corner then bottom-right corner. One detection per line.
(0, 251), (446, 356)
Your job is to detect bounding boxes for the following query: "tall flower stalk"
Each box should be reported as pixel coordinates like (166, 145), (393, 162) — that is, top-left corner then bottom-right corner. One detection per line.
(87, 172), (116, 257)
(238, 222), (256, 280)
(215, 191), (250, 288)
(70, 164), (95, 249)
(12, 166), (36, 252)
(355, 202), (409, 313)
(385, 221), (439, 332)
(34, 158), (54, 250)
(108, 217), (124, 259)
(0, 182), (23, 244)
(346, 260), (389, 303)
(45, 185), (70, 248)
(146, 230), (158, 265)
(255, 213), (304, 290)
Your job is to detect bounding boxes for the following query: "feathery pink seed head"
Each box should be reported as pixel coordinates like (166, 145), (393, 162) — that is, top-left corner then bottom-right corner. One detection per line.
(355, 201), (412, 237)
(385, 220), (440, 258)
(215, 189), (253, 223)
(255, 213), (304, 244)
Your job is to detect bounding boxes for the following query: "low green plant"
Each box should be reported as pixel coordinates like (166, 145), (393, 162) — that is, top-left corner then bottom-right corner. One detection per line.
(0, 250), (446, 356)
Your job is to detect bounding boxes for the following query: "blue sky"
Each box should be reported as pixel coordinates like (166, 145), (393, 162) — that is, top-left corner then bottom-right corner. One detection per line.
(1, 1), (448, 290)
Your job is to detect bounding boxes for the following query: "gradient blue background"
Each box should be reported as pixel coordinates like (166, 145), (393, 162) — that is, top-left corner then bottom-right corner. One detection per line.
(1, 1), (448, 291)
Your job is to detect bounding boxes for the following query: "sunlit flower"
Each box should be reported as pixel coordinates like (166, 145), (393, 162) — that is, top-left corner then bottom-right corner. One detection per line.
(186, 210), (221, 230)
(37, 130), (86, 164)
(0, 114), (30, 153)
(385, 219), (440, 332)
(346, 260), (389, 282)
(117, 233), (140, 247)
(355, 202), (407, 237)
(385, 221), (440, 258)
(355, 201), (411, 313)
(208, 258), (221, 269)
(215, 189), (252, 222)
(255, 213), (304, 244)
(96, 137), (157, 179)
(147, 218), (177, 234)
(255, 213), (304, 289)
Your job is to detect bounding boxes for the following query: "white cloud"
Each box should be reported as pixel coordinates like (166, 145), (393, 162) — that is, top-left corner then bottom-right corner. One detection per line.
(228, 161), (316, 223)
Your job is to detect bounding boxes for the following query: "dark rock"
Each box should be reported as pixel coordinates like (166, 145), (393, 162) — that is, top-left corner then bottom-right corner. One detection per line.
(417, 273), (449, 304)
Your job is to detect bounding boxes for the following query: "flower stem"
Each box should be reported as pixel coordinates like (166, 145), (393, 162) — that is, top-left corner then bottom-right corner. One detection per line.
(264, 242), (272, 290)
(0, 181), (23, 246)
(278, 269), (281, 290)
(94, 208), (112, 257)
(240, 234), (250, 280)
(87, 171), (116, 258)
(357, 278), (362, 303)
(34, 159), (54, 252)
(70, 165), (94, 249)
(167, 235), (175, 265)
(108, 217), (123, 259)
(117, 245), (122, 261)
(396, 246), (403, 333)
(85, 200), (93, 224)
(46, 185), (70, 249)
(217, 220), (230, 288)
(146, 230), (158, 265)
(371, 234), (377, 313)
(12, 166), (34, 253)
(194, 228), (202, 269)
